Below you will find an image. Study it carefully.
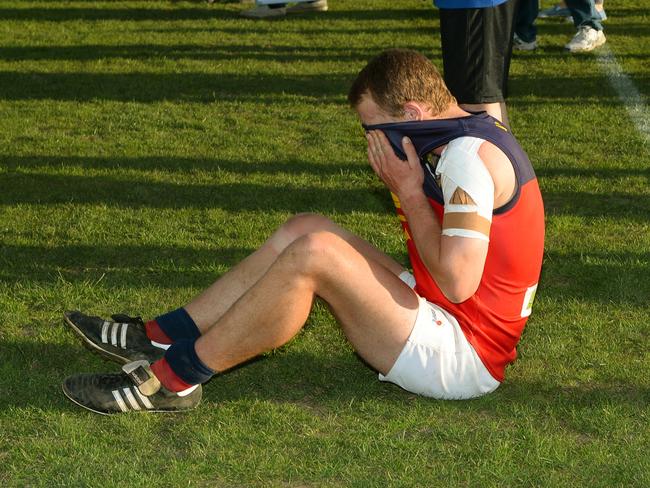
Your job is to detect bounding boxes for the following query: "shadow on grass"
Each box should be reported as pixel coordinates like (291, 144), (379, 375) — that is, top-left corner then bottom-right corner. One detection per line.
(3, 168), (648, 221)
(509, 73), (649, 103)
(538, 250), (650, 307)
(4, 157), (647, 179)
(543, 190), (650, 222)
(536, 166), (650, 179)
(0, 71), (349, 103)
(0, 244), (252, 289)
(0, 171), (390, 213)
(0, 241), (647, 304)
(0, 155), (366, 176)
(0, 70), (640, 106)
(0, 44), (389, 64)
(0, 6), (238, 22)
(135, 24), (435, 37)
(1, 340), (648, 415)
(0, 6), (434, 23)
(493, 380), (650, 413)
(0, 337), (385, 414)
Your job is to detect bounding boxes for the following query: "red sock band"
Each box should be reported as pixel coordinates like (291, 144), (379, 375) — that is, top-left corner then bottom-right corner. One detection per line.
(151, 358), (194, 392)
(145, 319), (173, 344)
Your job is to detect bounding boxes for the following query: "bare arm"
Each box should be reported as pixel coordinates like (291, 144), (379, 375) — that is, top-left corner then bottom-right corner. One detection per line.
(366, 130), (488, 303)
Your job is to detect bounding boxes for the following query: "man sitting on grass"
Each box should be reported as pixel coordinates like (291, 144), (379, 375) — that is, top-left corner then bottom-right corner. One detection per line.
(62, 49), (544, 414)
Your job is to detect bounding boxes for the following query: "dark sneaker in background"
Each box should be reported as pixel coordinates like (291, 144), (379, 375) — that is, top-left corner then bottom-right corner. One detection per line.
(62, 360), (202, 415)
(64, 311), (167, 364)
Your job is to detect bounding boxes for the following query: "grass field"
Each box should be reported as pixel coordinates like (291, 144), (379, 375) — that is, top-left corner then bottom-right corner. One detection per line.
(1, 0), (649, 486)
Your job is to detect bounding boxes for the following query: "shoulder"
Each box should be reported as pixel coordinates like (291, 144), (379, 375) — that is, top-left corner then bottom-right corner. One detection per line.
(438, 136), (509, 174)
(439, 137), (515, 208)
(477, 139), (509, 168)
(476, 140), (516, 207)
(438, 136), (488, 175)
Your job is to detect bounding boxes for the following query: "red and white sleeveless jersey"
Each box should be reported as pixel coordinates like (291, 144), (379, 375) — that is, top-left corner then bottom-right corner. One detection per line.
(393, 114), (545, 381)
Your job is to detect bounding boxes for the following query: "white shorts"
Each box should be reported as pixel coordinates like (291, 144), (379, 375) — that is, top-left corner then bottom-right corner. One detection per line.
(378, 272), (500, 400)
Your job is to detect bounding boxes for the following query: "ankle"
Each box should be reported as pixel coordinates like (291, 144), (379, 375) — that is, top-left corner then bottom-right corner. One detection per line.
(145, 319), (173, 345)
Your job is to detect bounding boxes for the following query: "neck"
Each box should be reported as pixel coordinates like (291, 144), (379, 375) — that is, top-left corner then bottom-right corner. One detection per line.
(424, 104), (471, 155)
(431, 104), (470, 120)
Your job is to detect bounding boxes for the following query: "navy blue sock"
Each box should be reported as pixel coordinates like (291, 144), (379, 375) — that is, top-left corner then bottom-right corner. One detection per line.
(155, 308), (201, 342)
(162, 339), (215, 387)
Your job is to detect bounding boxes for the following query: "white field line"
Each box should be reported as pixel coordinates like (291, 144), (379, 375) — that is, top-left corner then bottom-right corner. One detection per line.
(596, 45), (650, 146)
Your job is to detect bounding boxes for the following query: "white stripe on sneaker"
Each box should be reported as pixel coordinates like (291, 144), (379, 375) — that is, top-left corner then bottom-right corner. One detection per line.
(177, 384), (199, 397)
(151, 340), (171, 350)
(110, 323), (119, 346)
(120, 323), (128, 349)
(133, 387), (154, 409)
(122, 387), (141, 410)
(111, 389), (129, 412)
(101, 321), (110, 344)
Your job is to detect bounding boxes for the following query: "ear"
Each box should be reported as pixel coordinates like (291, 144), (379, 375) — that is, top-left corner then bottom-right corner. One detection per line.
(403, 101), (426, 121)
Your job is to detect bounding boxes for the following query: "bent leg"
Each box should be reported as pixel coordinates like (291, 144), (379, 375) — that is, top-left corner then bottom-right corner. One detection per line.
(185, 213), (406, 334)
(194, 231), (419, 375)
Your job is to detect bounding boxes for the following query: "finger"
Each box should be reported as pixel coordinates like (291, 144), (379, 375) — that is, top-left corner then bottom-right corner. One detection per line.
(401, 136), (419, 169)
(366, 135), (381, 174)
(374, 130), (398, 160)
(368, 131), (385, 168)
(367, 131), (379, 153)
(371, 130), (388, 158)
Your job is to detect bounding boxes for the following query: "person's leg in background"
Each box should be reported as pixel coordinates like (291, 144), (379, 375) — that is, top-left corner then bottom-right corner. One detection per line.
(514, 0), (539, 51)
(594, 0), (606, 21)
(539, 0), (606, 21)
(564, 0), (606, 52)
(438, 2), (517, 128)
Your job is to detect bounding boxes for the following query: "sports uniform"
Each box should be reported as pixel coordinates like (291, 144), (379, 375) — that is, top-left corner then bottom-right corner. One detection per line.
(365, 112), (545, 396)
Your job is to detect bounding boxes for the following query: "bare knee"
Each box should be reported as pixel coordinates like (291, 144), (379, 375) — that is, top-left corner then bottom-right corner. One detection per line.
(268, 213), (336, 254)
(281, 231), (351, 279)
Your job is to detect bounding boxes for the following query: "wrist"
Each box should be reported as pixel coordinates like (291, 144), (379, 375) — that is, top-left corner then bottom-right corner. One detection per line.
(398, 188), (428, 213)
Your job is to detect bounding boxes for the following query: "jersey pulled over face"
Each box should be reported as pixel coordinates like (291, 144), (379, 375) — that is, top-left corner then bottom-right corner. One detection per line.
(364, 113), (545, 382)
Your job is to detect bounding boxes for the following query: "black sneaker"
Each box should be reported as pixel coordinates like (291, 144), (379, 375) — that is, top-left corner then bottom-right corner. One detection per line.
(62, 360), (202, 415)
(64, 311), (166, 364)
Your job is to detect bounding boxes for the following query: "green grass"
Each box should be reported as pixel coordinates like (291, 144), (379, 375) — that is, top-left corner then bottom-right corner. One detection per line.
(1, 1), (649, 486)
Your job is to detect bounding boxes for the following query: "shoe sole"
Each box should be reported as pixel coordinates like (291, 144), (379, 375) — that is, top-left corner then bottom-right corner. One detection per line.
(61, 383), (197, 416)
(64, 312), (131, 364)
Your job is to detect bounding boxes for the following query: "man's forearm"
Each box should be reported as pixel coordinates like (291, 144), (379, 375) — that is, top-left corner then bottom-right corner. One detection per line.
(399, 191), (453, 294)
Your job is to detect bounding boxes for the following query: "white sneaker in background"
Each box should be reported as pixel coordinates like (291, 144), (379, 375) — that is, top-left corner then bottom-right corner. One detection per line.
(565, 26), (606, 52)
(513, 33), (538, 51)
(286, 0), (328, 13)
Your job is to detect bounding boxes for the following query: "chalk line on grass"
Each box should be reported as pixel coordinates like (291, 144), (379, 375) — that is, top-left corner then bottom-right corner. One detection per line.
(596, 45), (650, 146)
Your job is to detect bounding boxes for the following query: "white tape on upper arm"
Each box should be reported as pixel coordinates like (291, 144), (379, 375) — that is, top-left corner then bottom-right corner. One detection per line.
(438, 137), (494, 220)
(437, 137), (495, 241)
